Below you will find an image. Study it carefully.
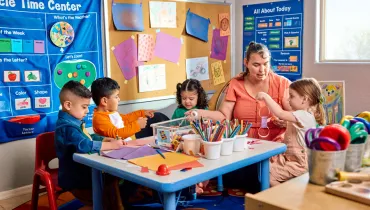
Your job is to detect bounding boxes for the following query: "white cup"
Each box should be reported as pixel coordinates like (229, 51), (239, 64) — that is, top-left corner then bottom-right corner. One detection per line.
(233, 134), (248, 152)
(202, 140), (223, 160)
(182, 134), (201, 155)
(221, 137), (235, 156)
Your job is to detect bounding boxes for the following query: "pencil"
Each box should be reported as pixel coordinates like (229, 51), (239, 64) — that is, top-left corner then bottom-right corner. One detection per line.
(156, 149), (166, 159)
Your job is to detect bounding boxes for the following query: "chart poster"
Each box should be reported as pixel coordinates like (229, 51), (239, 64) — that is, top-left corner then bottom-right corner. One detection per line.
(0, 0), (104, 143)
(243, 0), (304, 81)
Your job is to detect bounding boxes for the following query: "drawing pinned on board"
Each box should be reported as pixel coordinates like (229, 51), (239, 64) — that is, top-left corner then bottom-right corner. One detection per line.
(138, 64), (166, 93)
(149, 1), (176, 28)
(186, 57), (209, 81)
(319, 81), (345, 124)
(185, 9), (210, 42)
(112, 38), (143, 80)
(112, 2), (144, 31)
(219, 13), (230, 36)
(154, 32), (181, 63)
(138, 34), (155, 61)
(211, 61), (225, 85)
(210, 29), (228, 61)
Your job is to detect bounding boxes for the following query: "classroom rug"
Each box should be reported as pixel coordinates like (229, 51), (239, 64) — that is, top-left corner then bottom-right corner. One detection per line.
(13, 192), (83, 210)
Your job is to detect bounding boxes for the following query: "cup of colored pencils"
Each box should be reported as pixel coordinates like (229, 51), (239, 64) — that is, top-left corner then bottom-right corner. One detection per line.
(223, 119), (252, 152)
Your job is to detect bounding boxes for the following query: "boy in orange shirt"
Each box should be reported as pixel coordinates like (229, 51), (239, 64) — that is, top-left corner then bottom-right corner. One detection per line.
(91, 77), (155, 139)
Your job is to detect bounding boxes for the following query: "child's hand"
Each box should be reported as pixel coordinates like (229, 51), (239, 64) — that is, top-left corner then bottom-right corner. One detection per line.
(103, 137), (128, 145)
(256, 92), (268, 101)
(196, 180), (209, 194)
(110, 140), (125, 149)
(137, 117), (148, 128)
(144, 110), (155, 118)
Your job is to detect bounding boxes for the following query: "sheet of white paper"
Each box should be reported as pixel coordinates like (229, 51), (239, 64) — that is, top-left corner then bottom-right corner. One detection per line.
(186, 57), (209, 81)
(149, 1), (176, 28)
(138, 64), (166, 92)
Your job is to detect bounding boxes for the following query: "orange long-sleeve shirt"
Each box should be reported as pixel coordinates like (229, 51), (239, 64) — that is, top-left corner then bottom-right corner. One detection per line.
(93, 109), (146, 139)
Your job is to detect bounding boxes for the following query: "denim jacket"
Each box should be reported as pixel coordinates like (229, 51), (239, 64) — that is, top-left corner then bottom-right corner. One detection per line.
(55, 110), (103, 190)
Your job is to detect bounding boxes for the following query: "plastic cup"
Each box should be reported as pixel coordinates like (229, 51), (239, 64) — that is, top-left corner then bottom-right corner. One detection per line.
(221, 137), (235, 156)
(182, 134), (201, 156)
(202, 140), (223, 160)
(233, 134), (248, 152)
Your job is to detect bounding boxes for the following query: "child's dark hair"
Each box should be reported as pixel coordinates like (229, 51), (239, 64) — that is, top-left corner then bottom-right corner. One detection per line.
(59, 81), (91, 102)
(176, 79), (208, 109)
(91, 77), (120, 105)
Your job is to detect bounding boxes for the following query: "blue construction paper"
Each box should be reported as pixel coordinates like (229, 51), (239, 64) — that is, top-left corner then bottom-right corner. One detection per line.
(186, 9), (210, 42)
(112, 2), (144, 31)
(22, 40), (34, 53)
(11, 39), (22, 53)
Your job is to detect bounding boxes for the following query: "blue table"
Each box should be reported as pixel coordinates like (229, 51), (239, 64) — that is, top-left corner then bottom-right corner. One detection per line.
(73, 138), (286, 210)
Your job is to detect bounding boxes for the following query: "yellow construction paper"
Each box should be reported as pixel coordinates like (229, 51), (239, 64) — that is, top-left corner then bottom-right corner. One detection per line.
(128, 152), (198, 171)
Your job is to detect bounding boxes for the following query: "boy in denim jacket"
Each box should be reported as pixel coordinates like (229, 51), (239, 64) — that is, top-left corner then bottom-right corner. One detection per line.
(55, 81), (125, 209)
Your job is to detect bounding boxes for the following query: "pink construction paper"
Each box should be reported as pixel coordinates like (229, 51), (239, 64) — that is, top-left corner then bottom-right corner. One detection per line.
(138, 34), (155, 61)
(154, 32), (181, 63)
(112, 38), (143, 80)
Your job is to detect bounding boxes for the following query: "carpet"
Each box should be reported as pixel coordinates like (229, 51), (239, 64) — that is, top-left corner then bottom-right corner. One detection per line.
(14, 192), (83, 210)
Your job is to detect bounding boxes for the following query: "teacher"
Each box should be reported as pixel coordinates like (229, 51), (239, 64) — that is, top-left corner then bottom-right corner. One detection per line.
(186, 42), (291, 191)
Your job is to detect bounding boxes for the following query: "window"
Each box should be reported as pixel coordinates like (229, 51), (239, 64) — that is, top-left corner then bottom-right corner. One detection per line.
(320, 0), (370, 61)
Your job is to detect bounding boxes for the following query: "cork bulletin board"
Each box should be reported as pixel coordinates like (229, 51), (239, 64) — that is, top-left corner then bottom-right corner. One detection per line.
(105, 0), (231, 102)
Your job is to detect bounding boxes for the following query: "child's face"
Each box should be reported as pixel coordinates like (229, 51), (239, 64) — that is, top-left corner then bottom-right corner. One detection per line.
(288, 88), (307, 111)
(105, 89), (120, 112)
(63, 97), (90, 120)
(181, 91), (198, 110)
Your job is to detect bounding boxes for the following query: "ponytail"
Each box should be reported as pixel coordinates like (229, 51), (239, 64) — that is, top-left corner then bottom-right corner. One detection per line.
(175, 83), (182, 107)
(315, 103), (326, 126)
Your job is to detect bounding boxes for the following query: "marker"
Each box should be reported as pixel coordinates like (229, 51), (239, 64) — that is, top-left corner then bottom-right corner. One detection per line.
(156, 149), (166, 159)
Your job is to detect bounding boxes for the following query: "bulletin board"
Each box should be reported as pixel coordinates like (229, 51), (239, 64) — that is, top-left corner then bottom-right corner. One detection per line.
(106, 0), (232, 102)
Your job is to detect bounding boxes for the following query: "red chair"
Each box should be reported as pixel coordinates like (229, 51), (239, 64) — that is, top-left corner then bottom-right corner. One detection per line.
(31, 131), (62, 210)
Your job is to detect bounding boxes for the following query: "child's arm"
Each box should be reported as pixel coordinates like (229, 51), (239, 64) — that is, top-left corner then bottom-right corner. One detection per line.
(120, 110), (146, 123)
(93, 116), (142, 139)
(64, 127), (103, 153)
(256, 92), (297, 123)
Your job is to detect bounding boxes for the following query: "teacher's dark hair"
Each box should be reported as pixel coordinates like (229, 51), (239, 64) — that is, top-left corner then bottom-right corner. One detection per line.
(241, 42), (271, 78)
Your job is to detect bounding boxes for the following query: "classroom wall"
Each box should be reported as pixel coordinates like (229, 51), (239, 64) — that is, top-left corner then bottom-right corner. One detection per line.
(235, 0), (370, 115)
(0, 0), (235, 196)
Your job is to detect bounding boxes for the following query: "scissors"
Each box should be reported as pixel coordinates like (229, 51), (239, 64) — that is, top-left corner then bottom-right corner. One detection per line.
(305, 128), (342, 151)
(353, 117), (370, 133)
(341, 119), (368, 144)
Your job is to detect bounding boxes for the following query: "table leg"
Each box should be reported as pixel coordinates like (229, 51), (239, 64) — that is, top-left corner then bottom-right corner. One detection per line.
(92, 168), (103, 210)
(259, 159), (270, 191)
(217, 175), (224, 192)
(163, 192), (176, 210)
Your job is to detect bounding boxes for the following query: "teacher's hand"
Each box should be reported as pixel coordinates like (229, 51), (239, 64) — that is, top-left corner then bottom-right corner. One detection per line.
(185, 109), (201, 122)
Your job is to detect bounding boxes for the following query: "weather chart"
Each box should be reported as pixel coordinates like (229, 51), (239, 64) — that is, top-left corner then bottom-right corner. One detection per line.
(0, 0), (104, 143)
(243, 0), (304, 81)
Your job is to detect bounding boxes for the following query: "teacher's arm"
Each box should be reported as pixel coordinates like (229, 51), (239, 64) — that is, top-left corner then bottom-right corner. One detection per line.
(185, 100), (235, 122)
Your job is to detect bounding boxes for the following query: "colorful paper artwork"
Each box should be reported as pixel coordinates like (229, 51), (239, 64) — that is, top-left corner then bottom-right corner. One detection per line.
(138, 64), (166, 92)
(149, 1), (177, 28)
(154, 32), (181, 63)
(185, 9), (210, 42)
(219, 13), (230, 36)
(318, 81), (345, 124)
(186, 57), (209, 81)
(138, 34), (155, 61)
(112, 2), (144, 31)
(210, 29), (228, 61)
(211, 61), (225, 85)
(112, 38), (143, 80)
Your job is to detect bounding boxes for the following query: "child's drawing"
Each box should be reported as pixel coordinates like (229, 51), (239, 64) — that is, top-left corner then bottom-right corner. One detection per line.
(186, 57), (209, 81)
(319, 81), (345, 124)
(149, 1), (176, 28)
